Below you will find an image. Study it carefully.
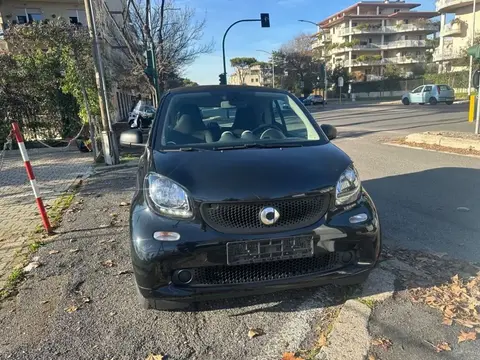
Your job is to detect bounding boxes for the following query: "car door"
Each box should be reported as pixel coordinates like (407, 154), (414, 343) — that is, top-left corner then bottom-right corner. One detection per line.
(409, 86), (424, 103)
(422, 85), (433, 103)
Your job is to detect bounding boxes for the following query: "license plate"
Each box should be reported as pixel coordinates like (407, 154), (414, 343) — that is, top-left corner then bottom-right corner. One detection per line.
(226, 236), (314, 265)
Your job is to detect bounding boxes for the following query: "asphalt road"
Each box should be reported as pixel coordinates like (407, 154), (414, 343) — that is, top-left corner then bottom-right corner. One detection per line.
(310, 102), (480, 263)
(1, 102), (478, 360)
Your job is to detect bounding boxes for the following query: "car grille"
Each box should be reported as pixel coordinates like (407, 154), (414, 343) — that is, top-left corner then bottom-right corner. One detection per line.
(190, 253), (341, 285)
(200, 194), (330, 234)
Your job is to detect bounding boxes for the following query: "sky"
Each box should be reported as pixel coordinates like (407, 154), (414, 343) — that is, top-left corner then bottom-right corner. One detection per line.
(180, 0), (436, 85)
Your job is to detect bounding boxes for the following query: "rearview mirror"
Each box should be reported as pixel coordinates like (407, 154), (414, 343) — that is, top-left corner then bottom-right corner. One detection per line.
(321, 124), (337, 140)
(120, 129), (145, 147)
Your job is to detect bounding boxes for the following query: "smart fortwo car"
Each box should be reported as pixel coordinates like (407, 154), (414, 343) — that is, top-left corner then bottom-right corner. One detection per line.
(120, 85), (381, 310)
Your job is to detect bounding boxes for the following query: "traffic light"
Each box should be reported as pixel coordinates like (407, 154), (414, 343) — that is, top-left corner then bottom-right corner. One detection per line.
(219, 73), (227, 85)
(144, 49), (156, 85)
(260, 13), (270, 28)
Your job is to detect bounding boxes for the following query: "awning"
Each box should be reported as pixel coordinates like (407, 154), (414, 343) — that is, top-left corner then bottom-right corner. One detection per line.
(467, 44), (480, 60)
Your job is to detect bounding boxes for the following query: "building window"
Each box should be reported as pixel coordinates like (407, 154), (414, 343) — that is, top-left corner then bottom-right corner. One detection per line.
(368, 38), (372, 43)
(17, 15), (27, 24)
(251, 79), (254, 83)
(394, 9), (400, 13)
(28, 13), (42, 22)
(405, 35), (409, 40)
(418, 35), (423, 40)
(256, 78), (259, 82)
(70, 16), (79, 24)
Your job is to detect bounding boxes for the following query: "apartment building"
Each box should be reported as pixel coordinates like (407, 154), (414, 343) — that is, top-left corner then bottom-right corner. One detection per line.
(434, 0), (480, 72)
(313, 0), (439, 80)
(229, 64), (271, 86)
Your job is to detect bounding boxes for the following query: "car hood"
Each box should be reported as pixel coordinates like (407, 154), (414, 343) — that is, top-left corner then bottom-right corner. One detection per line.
(151, 143), (351, 202)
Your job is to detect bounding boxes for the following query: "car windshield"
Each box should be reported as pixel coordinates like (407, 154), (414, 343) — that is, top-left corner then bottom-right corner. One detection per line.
(156, 89), (326, 150)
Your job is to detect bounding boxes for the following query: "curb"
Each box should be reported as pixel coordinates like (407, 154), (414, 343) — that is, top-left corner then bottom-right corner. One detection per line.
(405, 132), (480, 151)
(317, 267), (396, 360)
(93, 160), (138, 174)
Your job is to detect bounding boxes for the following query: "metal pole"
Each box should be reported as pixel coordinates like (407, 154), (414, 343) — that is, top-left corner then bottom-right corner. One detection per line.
(468, 0), (476, 95)
(257, 49), (275, 88)
(476, 80), (480, 134)
(83, 0), (116, 165)
(223, 19), (260, 84)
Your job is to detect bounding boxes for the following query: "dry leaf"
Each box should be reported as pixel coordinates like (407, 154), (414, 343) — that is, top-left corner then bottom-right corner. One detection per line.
(281, 352), (304, 360)
(435, 342), (451, 352)
(82, 297), (91, 303)
(145, 354), (165, 360)
(48, 250), (60, 254)
(65, 305), (78, 313)
(102, 259), (116, 267)
(458, 331), (477, 343)
(40, 300), (49, 304)
(372, 337), (393, 350)
(117, 270), (133, 275)
(69, 248), (80, 253)
(120, 201), (130, 206)
(368, 355), (376, 360)
(442, 318), (453, 326)
(247, 328), (264, 339)
(317, 332), (327, 347)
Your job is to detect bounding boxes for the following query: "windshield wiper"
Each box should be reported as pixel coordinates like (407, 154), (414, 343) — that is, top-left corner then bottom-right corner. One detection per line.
(214, 143), (303, 151)
(161, 147), (209, 152)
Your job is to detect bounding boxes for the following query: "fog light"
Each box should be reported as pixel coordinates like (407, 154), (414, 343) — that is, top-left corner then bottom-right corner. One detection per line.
(341, 251), (353, 264)
(349, 213), (368, 224)
(153, 231), (180, 241)
(177, 270), (192, 284)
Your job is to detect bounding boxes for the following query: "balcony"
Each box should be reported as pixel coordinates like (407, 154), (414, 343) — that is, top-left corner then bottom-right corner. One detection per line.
(340, 23), (439, 36)
(433, 48), (465, 61)
(346, 56), (427, 67)
(441, 20), (465, 37)
(312, 34), (332, 49)
(383, 40), (426, 49)
(383, 56), (427, 64)
(436, 0), (475, 13)
(331, 40), (426, 54)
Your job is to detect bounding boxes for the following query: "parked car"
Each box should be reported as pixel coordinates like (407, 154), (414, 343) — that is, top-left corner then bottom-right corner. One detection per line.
(402, 84), (455, 106)
(120, 85), (381, 310)
(303, 95), (325, 106)
(128, 101), (156, 128)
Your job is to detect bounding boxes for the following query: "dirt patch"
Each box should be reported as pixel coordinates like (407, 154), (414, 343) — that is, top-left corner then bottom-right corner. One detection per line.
(389, 139), (480, 157)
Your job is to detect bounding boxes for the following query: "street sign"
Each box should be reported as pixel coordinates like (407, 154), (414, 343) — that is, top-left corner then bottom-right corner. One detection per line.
(338, 76), (344, 87)
(260, 13), (270, 28)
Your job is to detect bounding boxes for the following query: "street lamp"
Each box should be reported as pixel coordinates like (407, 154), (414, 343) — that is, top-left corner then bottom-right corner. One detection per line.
(256, 49), (275, 88)
(298, 19), (328, 107)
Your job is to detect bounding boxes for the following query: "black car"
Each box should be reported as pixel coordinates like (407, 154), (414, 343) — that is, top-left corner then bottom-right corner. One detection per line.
(120, 85), (381, 310)
(303, 95), (325, 106)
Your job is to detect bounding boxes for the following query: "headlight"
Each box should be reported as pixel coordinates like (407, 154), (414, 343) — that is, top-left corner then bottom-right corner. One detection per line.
(145, 173), (192, 218)
(335, 165), (361, 206)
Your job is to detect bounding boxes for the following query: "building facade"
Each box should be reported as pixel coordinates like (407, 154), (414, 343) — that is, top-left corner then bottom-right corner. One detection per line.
(229, 64), (272, 86)
(434, 0), (480, 72)
(313, 0), (439, 80)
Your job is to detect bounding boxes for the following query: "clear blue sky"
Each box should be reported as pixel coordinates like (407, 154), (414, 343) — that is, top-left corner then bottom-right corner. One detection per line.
(182, 0), (436, 85)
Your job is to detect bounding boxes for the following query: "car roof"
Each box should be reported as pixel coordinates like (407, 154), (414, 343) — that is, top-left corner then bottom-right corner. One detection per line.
(168, 85), (291, 95)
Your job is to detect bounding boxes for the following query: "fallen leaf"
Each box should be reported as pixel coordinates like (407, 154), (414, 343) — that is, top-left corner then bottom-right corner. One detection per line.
(317, 332), (327, 347)
(48, 250), (60, 254)
(99, 224), (110, 228)
(442, 318), (453, 326)
(117, 270), (133, 275)
(110, 213), (118, 217)
(368, 355), (376, 360)
(69, 248), (80, 253)
(435, 342), (451, 352)
(120, 201), (130, 206)
(145, 354), (165, 360)
(109, 311), (116, 316)
(458, 331), (477, 343)
(102, 259), (116, 268)
(281, 352), (304, 360)
(372, 337), (393, 350)
(82, 297), (91, 303)
(23, 261), (41, 272)
(247, 328), (264, 339)
(65, 305), (78, 313)
(108, 239), (116, 243)
(40, 300), (49, 304)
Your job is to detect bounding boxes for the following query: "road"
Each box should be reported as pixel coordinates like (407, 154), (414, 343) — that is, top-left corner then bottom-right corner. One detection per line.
(1, 102), (479, 360)
(309, 102), (480, 263)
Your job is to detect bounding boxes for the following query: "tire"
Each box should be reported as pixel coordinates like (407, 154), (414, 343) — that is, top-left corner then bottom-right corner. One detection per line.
(402, 98), (410, 105)
(446, 101), (453, 105)
(429, 97), (438, 105)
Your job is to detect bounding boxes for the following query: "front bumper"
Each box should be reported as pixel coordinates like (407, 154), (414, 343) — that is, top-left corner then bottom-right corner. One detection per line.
(130, 190), (381, 303)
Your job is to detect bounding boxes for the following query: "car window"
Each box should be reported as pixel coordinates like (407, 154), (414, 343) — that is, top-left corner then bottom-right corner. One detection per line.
(424, 86), (433, 92)
(411, 86), (423, 93)
(439, 85), (451, 91)
(157, 90), (325, 149)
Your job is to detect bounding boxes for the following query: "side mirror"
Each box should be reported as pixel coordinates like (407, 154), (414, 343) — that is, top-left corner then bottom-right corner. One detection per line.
(120, 129), (145, 147)
(321, 124), (337, 140)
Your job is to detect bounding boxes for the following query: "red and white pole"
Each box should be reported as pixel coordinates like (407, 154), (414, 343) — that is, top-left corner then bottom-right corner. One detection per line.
(11, 122), (52, 234)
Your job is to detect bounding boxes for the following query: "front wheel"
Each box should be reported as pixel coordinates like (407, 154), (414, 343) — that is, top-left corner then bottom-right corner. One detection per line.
(429, 97), (438, 105)
(402, 98), (410, 105)
(446, 101), (453, 105)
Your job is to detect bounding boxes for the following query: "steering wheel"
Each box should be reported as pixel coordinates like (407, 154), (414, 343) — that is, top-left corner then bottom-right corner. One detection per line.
(251, 124), (285, 137)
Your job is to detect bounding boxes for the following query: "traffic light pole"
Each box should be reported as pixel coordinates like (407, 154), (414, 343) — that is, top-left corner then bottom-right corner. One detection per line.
(222, 19), (260, 84)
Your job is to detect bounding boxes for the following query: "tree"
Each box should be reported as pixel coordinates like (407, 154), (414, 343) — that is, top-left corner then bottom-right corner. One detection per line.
(384, 64), (402, 79)
(230, 57), (257, 84)
(97, 0), (213, 95)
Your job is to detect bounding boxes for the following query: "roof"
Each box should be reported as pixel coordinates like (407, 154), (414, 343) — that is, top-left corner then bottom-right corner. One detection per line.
(168, 85), (288, 94)
(319, 1), (422, 26)
(320, 11), (439, 28)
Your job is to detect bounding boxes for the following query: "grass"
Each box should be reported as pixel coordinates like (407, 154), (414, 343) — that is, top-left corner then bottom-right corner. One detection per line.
(0, 268), (25, 300)
(358, 297), (376, 309)
(121, 153), (140, 161)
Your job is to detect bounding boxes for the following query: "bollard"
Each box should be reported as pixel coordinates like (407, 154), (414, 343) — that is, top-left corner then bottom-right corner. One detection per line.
(11, 122), (52, 234)
(469, 95), (475, 122)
